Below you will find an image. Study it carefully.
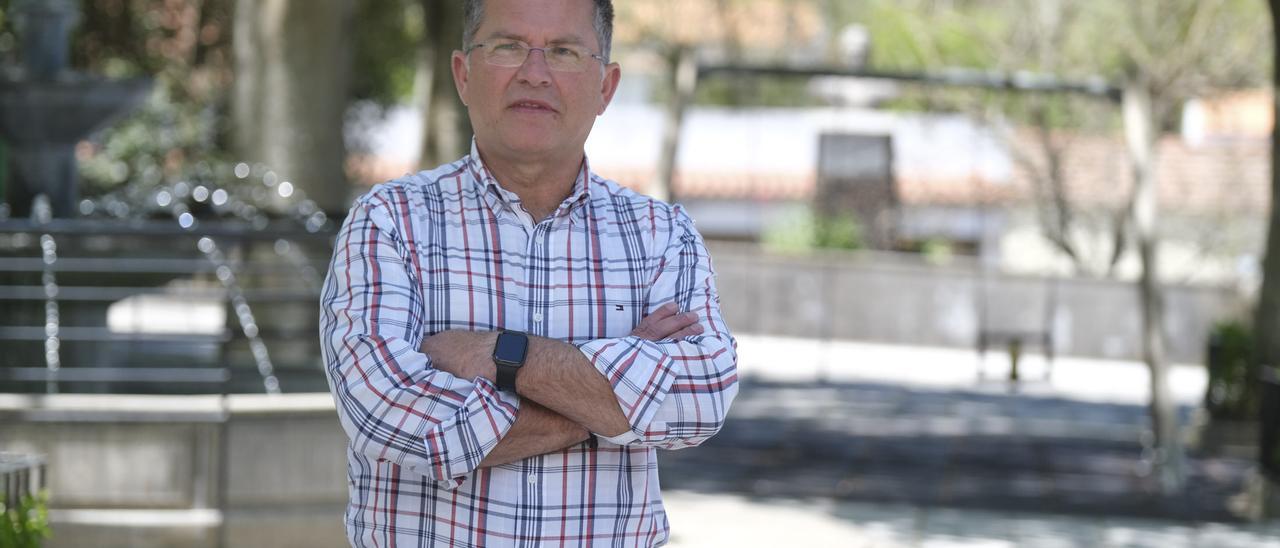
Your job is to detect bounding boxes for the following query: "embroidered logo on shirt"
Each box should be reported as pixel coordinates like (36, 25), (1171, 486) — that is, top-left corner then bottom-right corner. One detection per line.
(615, 304), (624, 311)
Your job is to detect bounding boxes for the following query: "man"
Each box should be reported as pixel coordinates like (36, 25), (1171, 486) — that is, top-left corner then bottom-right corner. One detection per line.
(319, 0), (738, 545)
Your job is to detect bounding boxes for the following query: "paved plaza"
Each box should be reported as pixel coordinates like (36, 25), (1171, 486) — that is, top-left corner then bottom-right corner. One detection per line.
(662, 492), (1280, 548)
(657, 335), (1278, 547)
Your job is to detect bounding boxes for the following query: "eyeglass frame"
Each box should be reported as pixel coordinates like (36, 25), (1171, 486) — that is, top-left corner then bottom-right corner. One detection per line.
(464, 39), (609, 72)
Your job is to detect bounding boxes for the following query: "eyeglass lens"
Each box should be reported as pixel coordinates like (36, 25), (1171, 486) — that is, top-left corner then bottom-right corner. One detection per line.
(479, 41), (597, 71)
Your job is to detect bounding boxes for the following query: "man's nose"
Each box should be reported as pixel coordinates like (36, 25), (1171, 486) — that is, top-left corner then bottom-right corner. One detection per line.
(515, 48), (553, 86)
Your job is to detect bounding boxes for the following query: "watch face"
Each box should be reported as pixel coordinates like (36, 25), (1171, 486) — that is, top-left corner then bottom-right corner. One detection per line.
(494, 331), (528, 365)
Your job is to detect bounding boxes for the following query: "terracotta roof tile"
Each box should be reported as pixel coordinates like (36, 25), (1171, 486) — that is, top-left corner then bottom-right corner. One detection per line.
(348, 133), (1270, 217)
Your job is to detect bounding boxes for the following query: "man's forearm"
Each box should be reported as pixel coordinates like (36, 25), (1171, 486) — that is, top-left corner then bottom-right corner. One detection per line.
(420, 305), (702, 444)
(515, 336), (632, 438)
(479, 399), (589, 468)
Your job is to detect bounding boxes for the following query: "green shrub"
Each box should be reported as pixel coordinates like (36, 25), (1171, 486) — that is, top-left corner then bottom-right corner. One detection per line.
(813, 213), (865, 251)
(0, 491), (51, 548)
(1204, 320), (1259, 421)
(762, 210), (865, 253)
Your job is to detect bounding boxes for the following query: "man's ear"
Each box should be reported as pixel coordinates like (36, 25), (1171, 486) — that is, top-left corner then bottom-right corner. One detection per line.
(598, 62), (622, 115)
(452, 50), (470, 106)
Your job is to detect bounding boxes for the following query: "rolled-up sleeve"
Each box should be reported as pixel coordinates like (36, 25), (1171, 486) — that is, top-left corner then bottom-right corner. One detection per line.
(319, 187), (517, 484)
(578, 208), (739, 449)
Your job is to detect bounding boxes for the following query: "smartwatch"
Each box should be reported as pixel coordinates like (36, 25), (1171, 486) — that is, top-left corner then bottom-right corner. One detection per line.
(492, 330), (528, 392)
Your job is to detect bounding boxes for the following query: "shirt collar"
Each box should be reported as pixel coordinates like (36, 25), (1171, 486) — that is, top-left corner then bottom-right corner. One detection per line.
(466, 139), (592, 221)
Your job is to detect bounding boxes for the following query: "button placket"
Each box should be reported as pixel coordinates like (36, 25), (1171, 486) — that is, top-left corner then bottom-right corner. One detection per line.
(526, 222), (551, 336)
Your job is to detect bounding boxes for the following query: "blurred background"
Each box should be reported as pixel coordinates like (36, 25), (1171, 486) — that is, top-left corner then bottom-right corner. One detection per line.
(0, 0), (1279, 546)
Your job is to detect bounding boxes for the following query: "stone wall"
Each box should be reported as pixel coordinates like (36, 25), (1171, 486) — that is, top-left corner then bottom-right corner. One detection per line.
(0, 393), (349, 548)
(708, 243), (1237, 364)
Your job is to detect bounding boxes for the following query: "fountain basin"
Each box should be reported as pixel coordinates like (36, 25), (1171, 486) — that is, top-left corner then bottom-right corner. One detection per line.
(0, 75), (152, 217)
(0, 75), (151, 144)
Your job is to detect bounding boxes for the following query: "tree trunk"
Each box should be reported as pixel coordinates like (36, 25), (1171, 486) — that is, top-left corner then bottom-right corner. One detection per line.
(231, 0), (353, 214)
(652, 45), (697, 204)
(415, 0), (471, 169)
(1124, 80), (1184, 494)
(1256, 0), (1280, 385)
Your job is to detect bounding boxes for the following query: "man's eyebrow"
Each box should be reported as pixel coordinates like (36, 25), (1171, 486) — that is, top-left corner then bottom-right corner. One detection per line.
(481, 30), (590, 46)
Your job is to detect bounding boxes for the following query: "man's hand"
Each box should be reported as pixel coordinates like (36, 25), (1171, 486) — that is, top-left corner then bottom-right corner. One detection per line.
(631, 302), (703, 341)
(421, 330), (498, 382)
(421, 303), (698, 382)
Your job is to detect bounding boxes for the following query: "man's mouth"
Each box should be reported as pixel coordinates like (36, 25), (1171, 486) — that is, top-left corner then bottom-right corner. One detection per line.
(509, 100), (557, 113)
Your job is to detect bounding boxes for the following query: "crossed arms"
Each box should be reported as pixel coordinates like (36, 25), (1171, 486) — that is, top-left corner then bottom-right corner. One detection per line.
(421, 303), (705, 468)
(319, 190), (739, 483)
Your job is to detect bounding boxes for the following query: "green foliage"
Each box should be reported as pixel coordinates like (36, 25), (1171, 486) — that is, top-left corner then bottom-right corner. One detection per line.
(826, 0), (1270, 129)
(51, 0), (238, 201)
(814, 213), (864, 250)
(0, 0), (433, 211)
(919, 238), (954, 265)
(352, 0), (424, 105)
(79, 85), (229, 197)
(0, 491), (52, 548)
(1205, 320), (1259, 421)
(62, 0), (438, 201)
(763, 210), (864, 253)
(861, 0), (1004, 72)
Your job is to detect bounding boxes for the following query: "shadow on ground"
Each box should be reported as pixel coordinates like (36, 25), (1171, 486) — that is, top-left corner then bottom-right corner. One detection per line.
(659, 378), (1255, 523)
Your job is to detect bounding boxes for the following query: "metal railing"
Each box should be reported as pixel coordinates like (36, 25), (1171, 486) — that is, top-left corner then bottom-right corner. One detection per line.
(0, 215), (337, 395)
(0, 452), (45, 511)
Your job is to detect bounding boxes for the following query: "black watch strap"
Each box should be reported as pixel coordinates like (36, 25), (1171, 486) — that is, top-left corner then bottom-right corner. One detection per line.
(495, 362), (520, 392)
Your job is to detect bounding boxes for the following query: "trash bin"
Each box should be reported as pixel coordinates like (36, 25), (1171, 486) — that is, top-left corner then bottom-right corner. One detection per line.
(1262, 367), (1280, 481)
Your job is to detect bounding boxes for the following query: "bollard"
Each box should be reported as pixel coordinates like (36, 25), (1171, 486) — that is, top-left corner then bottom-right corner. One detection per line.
(1007, 337), (1022, 383)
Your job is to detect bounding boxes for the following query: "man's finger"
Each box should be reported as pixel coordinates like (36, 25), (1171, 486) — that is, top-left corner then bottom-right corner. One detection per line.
(631, 303), (679, 339)
(642, 317), (680, 338)
(648, 319), (701, 341)
(668, 323), (704, 340)
(644, 302), (679, 322)
(645, 311), (700, 340)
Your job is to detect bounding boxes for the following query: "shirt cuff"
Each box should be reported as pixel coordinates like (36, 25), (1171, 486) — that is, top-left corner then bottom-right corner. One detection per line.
(576, 336), (677, 446)
(421, 376), (519, 486)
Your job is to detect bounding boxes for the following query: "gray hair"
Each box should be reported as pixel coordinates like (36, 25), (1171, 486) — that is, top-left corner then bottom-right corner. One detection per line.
(462, 0), (614, 61)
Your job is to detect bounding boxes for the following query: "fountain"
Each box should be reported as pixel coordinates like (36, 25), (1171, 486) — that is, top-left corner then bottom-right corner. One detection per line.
(0, 0), (151, 218)
(0, 0), (338, 396)
(0, 7), (349, 544)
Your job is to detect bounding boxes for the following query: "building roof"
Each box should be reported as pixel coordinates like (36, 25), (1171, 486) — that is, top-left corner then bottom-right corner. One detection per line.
(348, 102), (1271, 218)
(589, 105), (1271, 217)
(1006, 131), (1269, 216)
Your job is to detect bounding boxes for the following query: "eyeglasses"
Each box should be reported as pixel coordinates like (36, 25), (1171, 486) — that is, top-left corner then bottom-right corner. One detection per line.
(466, 39), (606, 72)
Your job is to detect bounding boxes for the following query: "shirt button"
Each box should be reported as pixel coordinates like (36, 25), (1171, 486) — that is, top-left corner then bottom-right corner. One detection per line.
(527, 474), (537, 485)
(532, 312), (543, 323)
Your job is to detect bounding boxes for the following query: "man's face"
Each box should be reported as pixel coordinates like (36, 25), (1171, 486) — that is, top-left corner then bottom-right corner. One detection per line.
(452, 0), (621, 163)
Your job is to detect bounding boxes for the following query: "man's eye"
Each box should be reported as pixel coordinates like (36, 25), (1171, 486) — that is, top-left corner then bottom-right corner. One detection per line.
(493, 42), (524, 52)
(551, 47), (581, 59)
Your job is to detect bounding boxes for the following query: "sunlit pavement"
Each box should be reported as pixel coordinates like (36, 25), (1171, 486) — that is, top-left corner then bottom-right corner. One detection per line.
(663, 491), (1280, 548)
(657, 334), (1277, 547)
(731, 334), (1209, 406)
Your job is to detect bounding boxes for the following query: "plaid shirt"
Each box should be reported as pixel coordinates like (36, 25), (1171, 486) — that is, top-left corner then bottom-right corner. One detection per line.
(320, 143), (739, 547)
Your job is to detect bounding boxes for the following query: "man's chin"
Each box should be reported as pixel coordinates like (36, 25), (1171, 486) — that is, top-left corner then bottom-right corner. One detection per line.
(495, 136), (569, 158)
